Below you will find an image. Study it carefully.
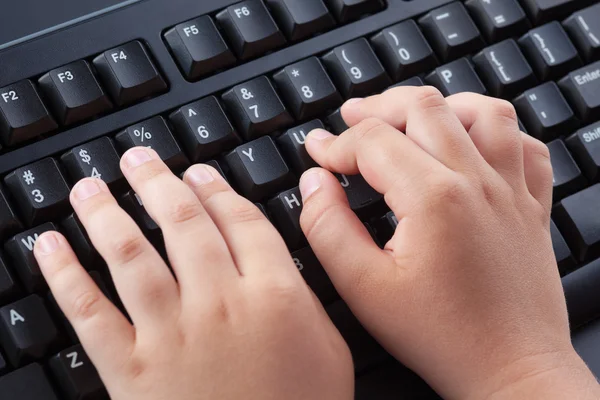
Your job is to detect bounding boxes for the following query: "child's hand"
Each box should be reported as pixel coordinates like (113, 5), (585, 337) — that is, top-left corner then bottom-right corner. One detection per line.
(33, 149), (353, 400)
(299, 87), (600, 400)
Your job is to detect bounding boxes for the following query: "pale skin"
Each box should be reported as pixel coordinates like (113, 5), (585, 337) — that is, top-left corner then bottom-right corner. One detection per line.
(33, 86), (600, 400)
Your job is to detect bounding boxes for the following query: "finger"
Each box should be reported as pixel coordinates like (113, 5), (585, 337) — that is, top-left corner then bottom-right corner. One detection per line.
(184, 164), (298, 282)
(70, 177), (179, 330)
(299, 168), (394, 301)
(521, 132), (553, 212)
(120, 148), (238, 297)
(34, 231), (134, 376)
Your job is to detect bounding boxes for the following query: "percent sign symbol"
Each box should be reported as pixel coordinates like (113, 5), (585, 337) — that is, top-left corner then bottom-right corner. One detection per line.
(133, 127), (152, 143)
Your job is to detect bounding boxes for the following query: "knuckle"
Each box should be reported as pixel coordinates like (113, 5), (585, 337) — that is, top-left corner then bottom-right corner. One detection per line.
(131, 160), (170, 183)
(216, 196), (265, 225)
(70, 290), (103, 321)
(111, 233), (146, 265)
(415, 86), (446, 109)
(353, 117), (388, 142)
(492, 99), (518, 124)
(426, 173), (472, 208)
(166, 199), (204, 225)
(300, 200), (348, 241)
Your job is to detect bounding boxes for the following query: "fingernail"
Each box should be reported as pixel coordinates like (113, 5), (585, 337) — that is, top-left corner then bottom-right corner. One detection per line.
(37, 232), (59, 255)
(300, 170), (322, 200)
(308, 128), (333, 141)
(186, 165), (215, 185)
(73, 179), (103, 201)
(345, 98), (363, 106)
(124, 148), (154, 169)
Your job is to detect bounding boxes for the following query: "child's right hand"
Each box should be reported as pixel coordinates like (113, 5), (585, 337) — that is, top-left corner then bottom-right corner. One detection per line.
(299, 87), (600, 400)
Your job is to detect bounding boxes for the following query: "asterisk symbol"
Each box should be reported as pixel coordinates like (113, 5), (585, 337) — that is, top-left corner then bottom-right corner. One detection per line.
(291, 69), (300, 77)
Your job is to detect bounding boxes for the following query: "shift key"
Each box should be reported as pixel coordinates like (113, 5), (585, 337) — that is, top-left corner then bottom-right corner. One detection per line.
(559, 61), (600, 122)
(566, 121), (600, 182)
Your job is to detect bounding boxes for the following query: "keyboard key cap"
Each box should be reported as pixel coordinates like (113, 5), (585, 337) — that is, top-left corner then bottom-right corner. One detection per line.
(0, 80), (57, 146)
(164, 16), (236, 81)
(513, 82), (578, 142)
(0, 363), (59, 400)
(387, 76), (424, 89)
(372, 211), (398, 245)
(61, 137), (126, 192)
(277, 119), (322, 174)
(38, 60), (112, 125)
(0, 255), (20, 306)
(120, 191), (161, 243)
(336, 174), (384, 220)
(115, 116), (189, 172)
(324, 0), (384, 23)
(170, 97), (241, 162)
(5, 223), (57, 292)
(566, 121), (600, 182)
(274, 57), (342, 120)
(61, 214), (103, 271)
(4, 158), (70, 226)
(563, 4), (600, 63)
(472, 39), (537, 98)
(558, 61), (600, 123)
(225, 136), (294, 201)
(0, 351), (6, 375)
(291, 247), (338, 305)
(551, 219), (576, 275)
(465, 0), (531, 42)
(268, 186), (305, 250)
(520, 0), (582, 24)
(267, 0), (335, 41)
(0, 187), (22, 241)
(322, 38), (391, 98)
(0, 295), (61, 366)
(49, 344), (108, 400)
(216, 0), (286, 60)
(222, 76), (293, 140)
(519, 22), (582, 81)
(425, 58), (487, 96)
(554, 183), (600, 262)
(93, 41), (167, 107)
(419, 2), (484, 62)
(547, 139), (586, 201)
(326, 108), (349, 134)
(371, 20), (438, 82)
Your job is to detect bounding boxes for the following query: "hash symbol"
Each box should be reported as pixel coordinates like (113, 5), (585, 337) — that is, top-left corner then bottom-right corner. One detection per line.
(23, 170), (35, 185)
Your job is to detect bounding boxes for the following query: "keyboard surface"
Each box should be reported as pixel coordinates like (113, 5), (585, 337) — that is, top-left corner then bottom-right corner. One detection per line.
(1, 0), (600, 398)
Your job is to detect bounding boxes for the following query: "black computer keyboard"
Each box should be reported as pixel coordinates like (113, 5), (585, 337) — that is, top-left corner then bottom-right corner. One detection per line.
(1, 0), (600, 399)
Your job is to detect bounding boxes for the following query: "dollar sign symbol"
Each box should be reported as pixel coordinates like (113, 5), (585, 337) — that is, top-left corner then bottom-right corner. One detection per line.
(79, 149), (91, 165)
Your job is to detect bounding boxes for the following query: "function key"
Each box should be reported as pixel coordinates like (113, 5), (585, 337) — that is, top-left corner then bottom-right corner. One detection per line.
(0, 364), (59, 400)
(222, 76), (293, 140)
(93, 40), (167, 107)
(371, 20), (438, 82)
(322, 38), (391, 98)
(547, 139), (586, 201)
(425, 58), (487, 96)
(61, 137), (126, 192)
(49, 344), (108, 400)
(558, 61), (600, 123)
(563, 4), (600, 63)
(566, 121), (600, 182)
(170, 96), (241, 162)
(520, 0), (581, 25)
(164, 16), (236, 81)
(324, 0), (384, 23)
(419, 2), (484, 62)
(277, 119), (323, 174)
(217, 0), (286, 60)
(38, 60), (112, 125)
(0, 80), (57, 147)
(267, 0), (335, 41)
(115, 116), (189, 172)
(465, 0), (531, 43)
(274, 57), (342, 120)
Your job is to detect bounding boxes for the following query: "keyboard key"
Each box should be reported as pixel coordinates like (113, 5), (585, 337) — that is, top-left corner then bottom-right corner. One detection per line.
(5, 158), (70, 226)
(120, 191), (161, 243)
(274, 57), (342, 120)
(419, 2), (484, 62)
(336, 174), (384, 220)
(322, 38), (391, 98)
(268, 187), (305, 250)
(170, 97), (241, 162)
(291, 247), (338, 305)
(61, 137), (126, 192)
(388, 76), (424, 89)
(225, 136), (294, 201)
(425, 58), (487, 96)
(115, 116), (189, 172)
(49, 344), (108, 400)
(61, 214), (103, 271)
(465, 0), (530, 42)
(0, 363), (59, 400)
(519, 22), (582, 81)
(554, 183), (600, 262)
(513, 82), (578, 142)
(216, 0), (286, 60)
(566, 121), (600, 182)
(551, 219), (576, 275)
(164, 16), (236, 81)
(563, 4), (600, 63)
(547, 139), (586, 201)
(93, 41), (167, 107)
(277, 120), (322, 174)
(324, 0), (384, 23)
(38, 60), (112, 125)
(0, 351), (6, 375)
(558, 61), (600, 123)
(267, 0), (335, 41)
(0, 255), (20, 306)
(326, 108), (349, 134)
(520, 0), (582, 24)
(222, 76), (293, 140)
(0, 80), (57, 146)
(372, 211), (398, 245)
(0, 187), (22, 241)
(0, 295), (61, 366)
(472, 39), (537, 99)
(5, 223), (57, 292)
